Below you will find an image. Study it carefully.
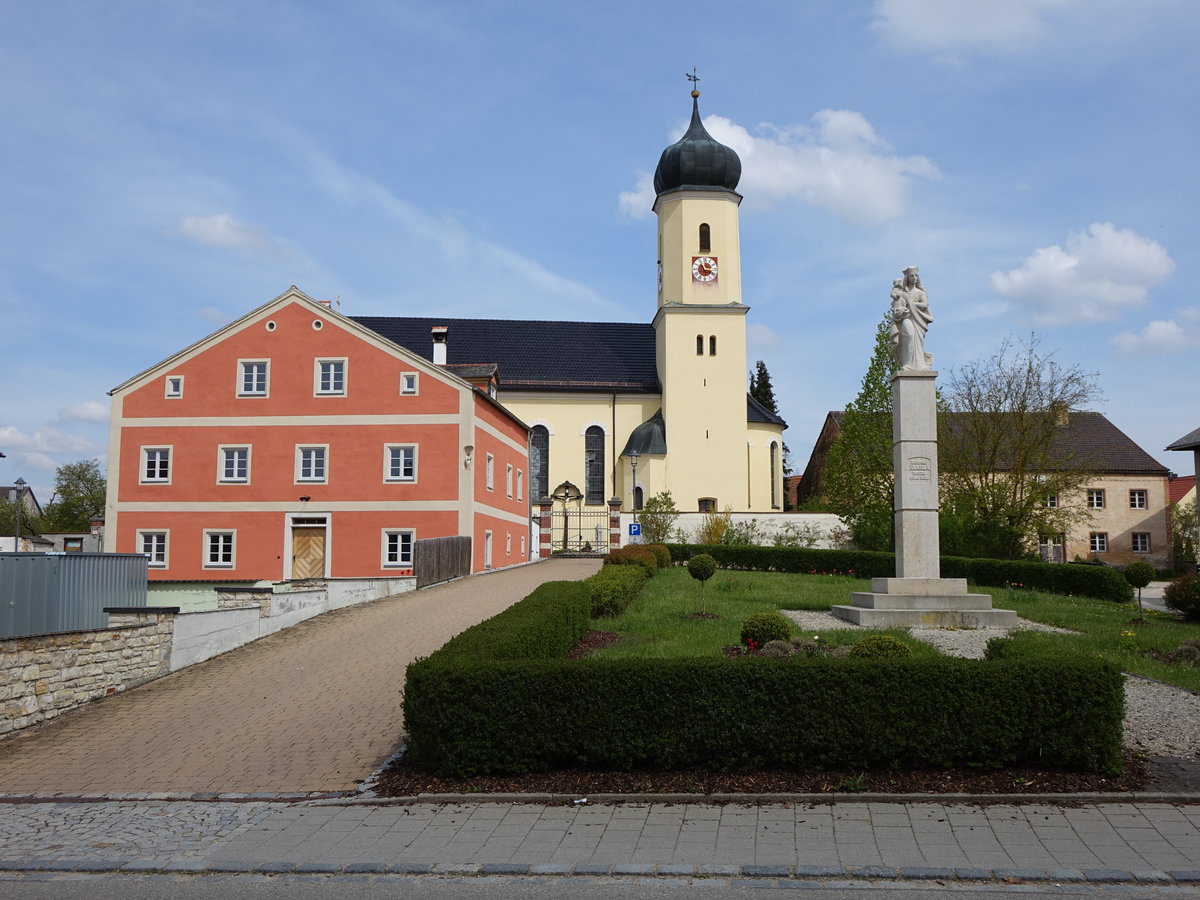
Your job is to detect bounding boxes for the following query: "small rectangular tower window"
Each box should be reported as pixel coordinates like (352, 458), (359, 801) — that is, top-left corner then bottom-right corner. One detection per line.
(699, 223), (711, 252)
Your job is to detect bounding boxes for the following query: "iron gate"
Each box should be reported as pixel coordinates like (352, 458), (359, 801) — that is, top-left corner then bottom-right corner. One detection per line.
(549, 508), (610, 554)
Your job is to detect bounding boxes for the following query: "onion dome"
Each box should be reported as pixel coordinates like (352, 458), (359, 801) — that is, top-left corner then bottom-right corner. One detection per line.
(652, 91), (741, 195)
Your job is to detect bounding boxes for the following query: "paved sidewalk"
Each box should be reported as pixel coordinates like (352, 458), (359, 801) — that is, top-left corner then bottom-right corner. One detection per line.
(0, 799), (1198, 888)
(0, 559), (600, 797)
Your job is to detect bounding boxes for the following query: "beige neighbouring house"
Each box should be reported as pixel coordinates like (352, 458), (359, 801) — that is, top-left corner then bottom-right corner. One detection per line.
(797, 410), (1172, 569)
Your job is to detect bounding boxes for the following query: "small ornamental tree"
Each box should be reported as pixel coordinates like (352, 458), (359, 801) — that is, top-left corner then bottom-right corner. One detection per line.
(636, 491), (680, 544)
(1123, 561), (1156, 622)
(687, 553), (717, 611)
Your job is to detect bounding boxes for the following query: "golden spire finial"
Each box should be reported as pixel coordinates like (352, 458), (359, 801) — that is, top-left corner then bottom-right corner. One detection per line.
(686, 67), (699, 99)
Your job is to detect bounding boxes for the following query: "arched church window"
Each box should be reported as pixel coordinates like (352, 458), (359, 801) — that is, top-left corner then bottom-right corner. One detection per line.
(633, 486), (644, 511)
(709, 335), (717, 356)
(584, 426), (605, 505)
(699, 223), (711, 253)
(530, 426), (549, 500)
(696, 335), (704, 355)
(770, 441), (780, 509)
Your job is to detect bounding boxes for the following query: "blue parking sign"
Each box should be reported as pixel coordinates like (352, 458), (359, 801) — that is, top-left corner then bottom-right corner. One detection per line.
(629, 523), (642, 536)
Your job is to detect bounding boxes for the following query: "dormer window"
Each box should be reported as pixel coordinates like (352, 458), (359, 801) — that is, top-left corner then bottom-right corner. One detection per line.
(699, 223), (711, 253)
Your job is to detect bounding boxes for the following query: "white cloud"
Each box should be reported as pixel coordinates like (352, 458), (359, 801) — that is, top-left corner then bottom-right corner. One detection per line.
(175, 212), (269, 250)
(57, 400), (109, 423)
(0, 425), (102, 456)
(1111, 310), (1200, 355)
(620, 110), (938, 227)
(618, 172), (655, 220)
(870, 0), (1076, 53)
(989, 223), (1174, 325)
(198, 306), (227, 324)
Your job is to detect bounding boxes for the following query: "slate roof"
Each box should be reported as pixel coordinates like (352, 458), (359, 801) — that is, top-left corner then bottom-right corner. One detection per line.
(748, 394), (787, 427)
(352, 316), (660, 393)
(1166, 426), (1200, 452)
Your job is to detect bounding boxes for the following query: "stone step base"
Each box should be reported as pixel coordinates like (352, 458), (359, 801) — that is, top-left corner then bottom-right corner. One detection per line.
(830, 605), (1019, 629)
(870, 577), (970, 595)
(848, 591), (996, 611)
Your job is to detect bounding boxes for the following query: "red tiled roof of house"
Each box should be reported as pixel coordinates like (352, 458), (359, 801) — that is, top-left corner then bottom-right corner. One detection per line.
(1170, 475), (1196, 505)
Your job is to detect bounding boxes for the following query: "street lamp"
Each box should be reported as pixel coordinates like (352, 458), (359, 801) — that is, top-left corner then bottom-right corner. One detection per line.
(628, 451), (639, 510)
(12, 477), (26, 552)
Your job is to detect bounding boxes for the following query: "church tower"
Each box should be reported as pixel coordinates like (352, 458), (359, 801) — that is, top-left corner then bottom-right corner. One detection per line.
(650, 86), (752, 511)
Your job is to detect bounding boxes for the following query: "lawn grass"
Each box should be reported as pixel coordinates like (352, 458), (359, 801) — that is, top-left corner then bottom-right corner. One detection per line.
(978, 585), (1200, 692)
(588, 567), (938, 660)
(589, 567), (1200, 691)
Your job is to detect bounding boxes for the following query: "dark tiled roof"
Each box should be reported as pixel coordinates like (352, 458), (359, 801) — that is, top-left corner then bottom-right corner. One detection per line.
(748, 394), (787, 427)
(1166, 426), (1200, 452)
(816, 410), (1166, 475)
(353, 316), (660, 393)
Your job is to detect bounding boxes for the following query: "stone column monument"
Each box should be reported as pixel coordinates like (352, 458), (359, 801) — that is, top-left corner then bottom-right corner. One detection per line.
(832, 268), (1016, 628)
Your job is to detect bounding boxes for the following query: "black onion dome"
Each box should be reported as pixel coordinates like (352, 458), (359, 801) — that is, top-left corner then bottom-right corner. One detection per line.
(653, 93), (741, 194)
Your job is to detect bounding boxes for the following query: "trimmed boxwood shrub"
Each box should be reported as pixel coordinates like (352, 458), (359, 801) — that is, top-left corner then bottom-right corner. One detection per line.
(740, 611), (792, 648)
(1164, 574), (1200, 621)
(403, 655), (1124, 776)
(849, 634), (912, 659)
(588, 564), (649, 618)
(644, 543), (672, 568)
(604, 545), (659, 577)
(666, 543), (1133, 603)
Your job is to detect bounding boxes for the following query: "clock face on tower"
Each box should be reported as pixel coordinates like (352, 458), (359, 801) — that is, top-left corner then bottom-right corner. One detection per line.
(691, 256), (718, 283)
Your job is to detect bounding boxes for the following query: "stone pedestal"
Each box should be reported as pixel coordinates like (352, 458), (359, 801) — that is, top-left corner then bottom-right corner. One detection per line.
(832, 370), (1016, 629)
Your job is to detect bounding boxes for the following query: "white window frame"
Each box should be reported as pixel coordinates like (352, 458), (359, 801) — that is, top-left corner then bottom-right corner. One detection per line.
(400, 372), (419, 395)
(140, 446), (172, 484)
(295, 445), (328, 483)
(506, 532), (512, 555)
(203, 530), (236, 569)
(137, 530), (168, 568)
(517, 469), (524, 502)
(1129, 489), (1147, 510)
(237, 359), (269, 397)
(506, 463), (514, 498)
(486, 453), (495, 491)
(381, 529), (415, 568)
(217, 445), (251, 484)
(314, 358), (347, 396)
(484, 530), (493, 568)
(384, 444), (418, 482)
(1044, 493), (1058, 509)
(1087, 488), (1105, 509)
(164, 376), (184, 398)
(520, 534), (526, 557)
(1089, 532), (1108, 553)
(1132, 532), (1151, 553)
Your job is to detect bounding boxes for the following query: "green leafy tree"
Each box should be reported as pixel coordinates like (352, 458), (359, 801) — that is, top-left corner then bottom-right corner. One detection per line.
(41, 459), (107, 532)
(822, 316), (897, 551)
(938, 336), (1102, 560)
(0, 498), (43, 537)
(1124, 561), (1156, 622)
(1170, 497), (1197, 573)
(635, 490), (680, 544)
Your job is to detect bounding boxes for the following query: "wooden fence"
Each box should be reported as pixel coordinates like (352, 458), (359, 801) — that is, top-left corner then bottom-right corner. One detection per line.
(414, 536), (472, 587)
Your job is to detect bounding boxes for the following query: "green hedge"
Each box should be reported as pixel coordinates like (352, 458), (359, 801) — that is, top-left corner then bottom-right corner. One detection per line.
(666, 544), (1133, 603)
(588, 564), (649, 618)
(403, 655), (1124, 776)
(430, 580), (591, 663)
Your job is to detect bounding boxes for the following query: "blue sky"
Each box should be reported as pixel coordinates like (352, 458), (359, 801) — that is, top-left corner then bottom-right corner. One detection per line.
(2, 0), (1197, 502)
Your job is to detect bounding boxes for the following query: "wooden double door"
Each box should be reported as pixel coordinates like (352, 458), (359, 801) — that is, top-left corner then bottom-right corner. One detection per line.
(291, 526), (327, 579)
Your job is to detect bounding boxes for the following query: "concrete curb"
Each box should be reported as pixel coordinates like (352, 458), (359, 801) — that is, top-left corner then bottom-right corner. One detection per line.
(0, 858), (1196, 885)
(3, 789), (1200, 805)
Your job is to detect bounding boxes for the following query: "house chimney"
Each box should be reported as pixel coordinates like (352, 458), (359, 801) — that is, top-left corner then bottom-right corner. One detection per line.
(431, 325), (448, 365)
(1049, 401), (1069, 426)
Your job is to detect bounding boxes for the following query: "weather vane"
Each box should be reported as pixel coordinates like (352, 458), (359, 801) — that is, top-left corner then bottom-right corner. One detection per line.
(686, 67), (699, 87)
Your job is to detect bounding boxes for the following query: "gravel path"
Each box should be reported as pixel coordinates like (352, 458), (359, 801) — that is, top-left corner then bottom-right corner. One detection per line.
(782, 610), (1200, 760)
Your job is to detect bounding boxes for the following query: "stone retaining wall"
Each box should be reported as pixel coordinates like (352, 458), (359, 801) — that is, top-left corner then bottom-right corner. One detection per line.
(0, 609), (175, 737)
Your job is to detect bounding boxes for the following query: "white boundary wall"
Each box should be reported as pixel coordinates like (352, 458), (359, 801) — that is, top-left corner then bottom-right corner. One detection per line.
(169, 577), (415, 672)
(618, 512), (846, 548)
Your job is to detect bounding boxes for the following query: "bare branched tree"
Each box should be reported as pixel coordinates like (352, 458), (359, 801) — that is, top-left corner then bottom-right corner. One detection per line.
(939, 335), (1104, 559)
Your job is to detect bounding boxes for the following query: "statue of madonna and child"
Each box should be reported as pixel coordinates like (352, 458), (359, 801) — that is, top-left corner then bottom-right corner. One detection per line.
(890, 266), (934, 371)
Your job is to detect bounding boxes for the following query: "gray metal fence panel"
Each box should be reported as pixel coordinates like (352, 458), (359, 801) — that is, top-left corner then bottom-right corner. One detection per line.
(0, 553), (148, 639)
